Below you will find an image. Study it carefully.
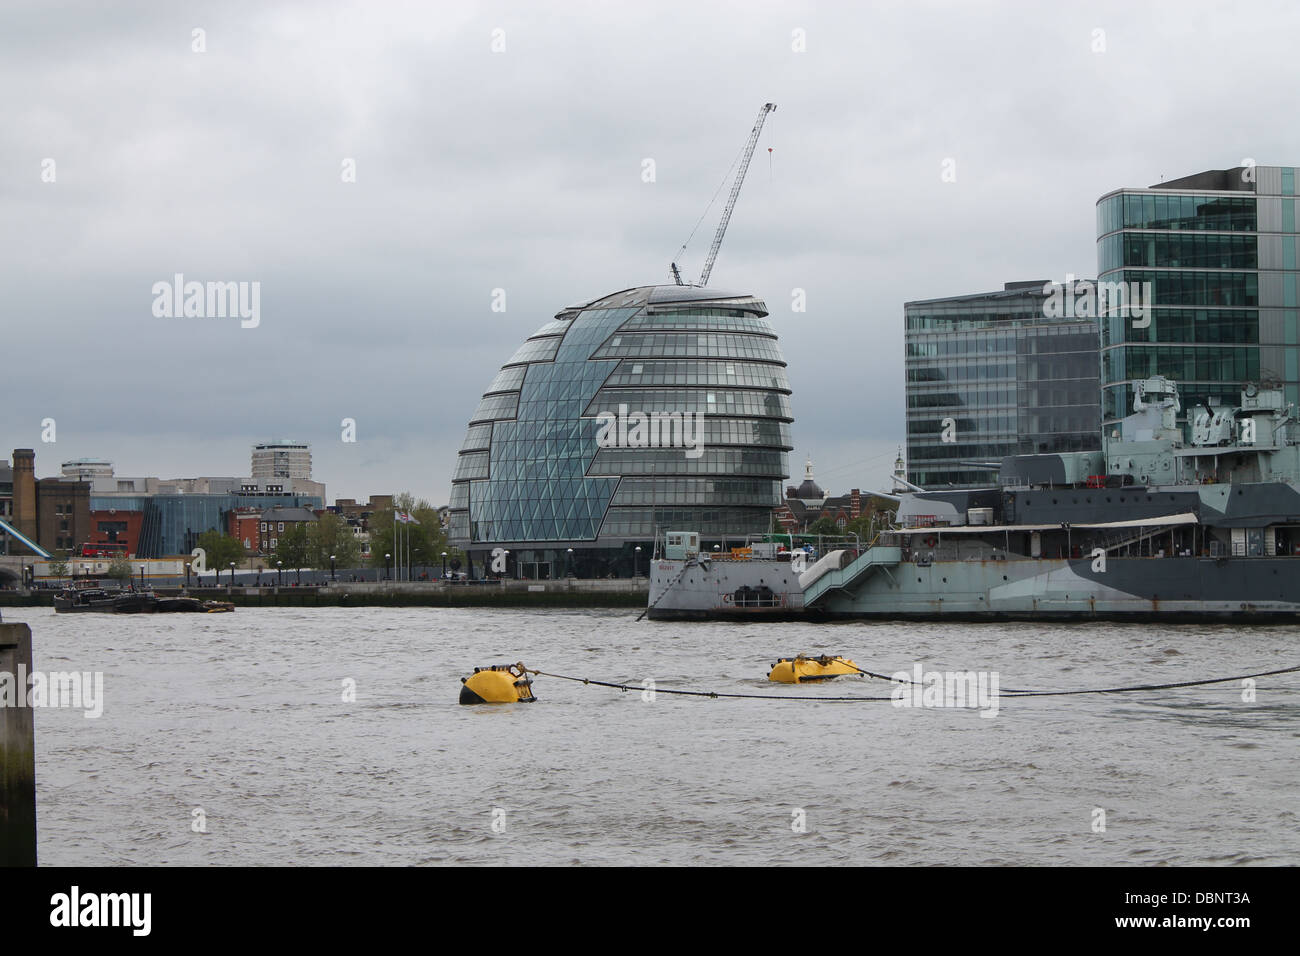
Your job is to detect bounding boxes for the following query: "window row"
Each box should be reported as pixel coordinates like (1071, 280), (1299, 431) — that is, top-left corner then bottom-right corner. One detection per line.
(611, 477), (782, 507)
(604, 359), (789, 391)
(453, 452), (490, 481)
(589, 447), (788, 477)
(592, 332), (785, 362)
(1102, 344), (1260, 384)
(906, 364), (1016, 383)
(503, 336), (563, 366)
(1097, 193), (1256, 236)
(1110, 269), (1258, 307)
(620, 310), (776, 335)
(906, 389), (1017, 410)
(1099, 232), (1258, 272)
(485, 365), (528, 393)
(585, 387), (792, 419)
(469, 392), (520, 423)
(460, 424), (493, 452)
(1098, 309), (1258, 346)
(598, 505), (774, 538)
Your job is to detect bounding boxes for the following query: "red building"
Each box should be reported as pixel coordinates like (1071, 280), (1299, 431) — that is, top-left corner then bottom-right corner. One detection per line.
(86, 508), (145, 557)
(227, 507), (264, 555)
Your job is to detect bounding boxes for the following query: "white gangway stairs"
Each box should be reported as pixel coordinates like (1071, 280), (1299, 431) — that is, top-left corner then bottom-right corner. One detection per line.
(800, 544), (903, 607)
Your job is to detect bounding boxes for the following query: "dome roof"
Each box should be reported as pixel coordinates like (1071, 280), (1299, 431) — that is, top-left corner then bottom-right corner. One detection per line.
(447, 284), (793, 549)
(793, 457), (824, 500)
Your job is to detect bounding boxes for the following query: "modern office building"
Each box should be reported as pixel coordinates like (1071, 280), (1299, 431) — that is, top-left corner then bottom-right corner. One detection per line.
(448, 284), (792, 578)
(1097, 165), (1300, 429)
(904, 281), (1101, 488)
(251, 440), (312, 479)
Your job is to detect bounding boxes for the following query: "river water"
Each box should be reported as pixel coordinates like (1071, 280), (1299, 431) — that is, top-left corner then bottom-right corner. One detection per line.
(5, 605), (1298, 866)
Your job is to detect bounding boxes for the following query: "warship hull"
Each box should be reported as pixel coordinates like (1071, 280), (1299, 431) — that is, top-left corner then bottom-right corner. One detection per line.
(647, 553), (1300, 622)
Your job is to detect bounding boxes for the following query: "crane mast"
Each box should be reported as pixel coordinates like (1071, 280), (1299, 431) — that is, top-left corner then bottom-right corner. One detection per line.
(698, 102), (775, 286)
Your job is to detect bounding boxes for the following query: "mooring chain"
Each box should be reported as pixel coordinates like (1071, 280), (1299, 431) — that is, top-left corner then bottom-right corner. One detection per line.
(514, 662), (1300, 703)
(825, 656), (1300, 698)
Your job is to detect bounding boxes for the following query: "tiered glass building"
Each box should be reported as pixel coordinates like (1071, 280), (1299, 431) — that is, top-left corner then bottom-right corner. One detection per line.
(904, 282), (1101, 488)
(448, 285), (792, 578)
(1097, 165), (1300, 428)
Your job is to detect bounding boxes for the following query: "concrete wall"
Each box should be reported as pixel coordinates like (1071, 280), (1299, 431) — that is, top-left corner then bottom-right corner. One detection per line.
(0, 621), (37, 866)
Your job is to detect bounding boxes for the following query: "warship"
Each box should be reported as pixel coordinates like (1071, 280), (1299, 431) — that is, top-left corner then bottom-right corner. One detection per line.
(647, 377), (1300, 621)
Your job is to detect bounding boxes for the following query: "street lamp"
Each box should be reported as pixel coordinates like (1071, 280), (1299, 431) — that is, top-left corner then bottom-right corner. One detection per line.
(139, 565), (146, 590)
(385, 553), (391, 581)
(276, 560), (282, 587)
(441, 551), (448, 578)
(229, 561), (235, 587)
(185, 562), (191, 588)
(635, 545), (642, 577)
(330, 554), (336, 582)
(566, 547), (574, 578)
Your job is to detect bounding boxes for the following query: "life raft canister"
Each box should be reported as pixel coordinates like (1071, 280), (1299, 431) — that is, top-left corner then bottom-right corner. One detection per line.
(767, 654), (862, 683)
(459, 663), (537, 704)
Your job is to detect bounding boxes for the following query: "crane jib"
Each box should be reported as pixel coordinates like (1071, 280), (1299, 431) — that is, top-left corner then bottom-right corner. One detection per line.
(672, 102), (776, 287)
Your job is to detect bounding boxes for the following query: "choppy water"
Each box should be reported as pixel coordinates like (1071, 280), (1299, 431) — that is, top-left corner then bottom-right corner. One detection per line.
(5, 605), (1298, 865)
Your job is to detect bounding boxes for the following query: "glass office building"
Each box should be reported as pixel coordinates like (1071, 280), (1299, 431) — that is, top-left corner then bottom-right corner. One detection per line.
(905, 282), (1101, 488)
(448, 285), (792, 579)
(90, 493), (322, 558)
(1097, 165), (1300, 428)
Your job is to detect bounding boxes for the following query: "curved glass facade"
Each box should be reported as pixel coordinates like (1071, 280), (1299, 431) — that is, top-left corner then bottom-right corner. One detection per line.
(448, 285), (791, 579)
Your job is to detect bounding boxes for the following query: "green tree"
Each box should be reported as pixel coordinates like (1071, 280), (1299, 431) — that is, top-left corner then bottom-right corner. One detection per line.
(47, 557), (70, 582)
(106, 553), (134, 584)
(196, 529), (244, 572)
(368, 492), (462, 574)
(307, 513), (361, 570)
(274, 522), (312, 570)
(807, 516), (843, 537)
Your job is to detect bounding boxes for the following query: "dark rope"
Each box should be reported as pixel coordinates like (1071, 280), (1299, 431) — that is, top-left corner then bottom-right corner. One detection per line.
(529, 662), (1300, 703)
(531, 670), (895, 702)
(995, 663), (1300, 697)
(816, 656), (1300, 697)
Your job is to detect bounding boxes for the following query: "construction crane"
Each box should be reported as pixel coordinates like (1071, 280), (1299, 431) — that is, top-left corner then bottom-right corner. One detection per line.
(671, 102), (776, 286)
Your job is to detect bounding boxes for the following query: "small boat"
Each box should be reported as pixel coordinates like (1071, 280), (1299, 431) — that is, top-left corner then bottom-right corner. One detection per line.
(54, 584), (158, 614)
(202, 600), (235, 613)
(767, 654), (863, 683)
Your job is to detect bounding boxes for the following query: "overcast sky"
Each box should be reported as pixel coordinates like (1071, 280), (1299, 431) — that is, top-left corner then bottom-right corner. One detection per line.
(3, 0), (1296, 503)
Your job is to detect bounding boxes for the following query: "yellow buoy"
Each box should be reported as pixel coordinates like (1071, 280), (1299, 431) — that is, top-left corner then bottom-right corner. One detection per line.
(459, 663), (537, 704)
(767, 654), (862, 683)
